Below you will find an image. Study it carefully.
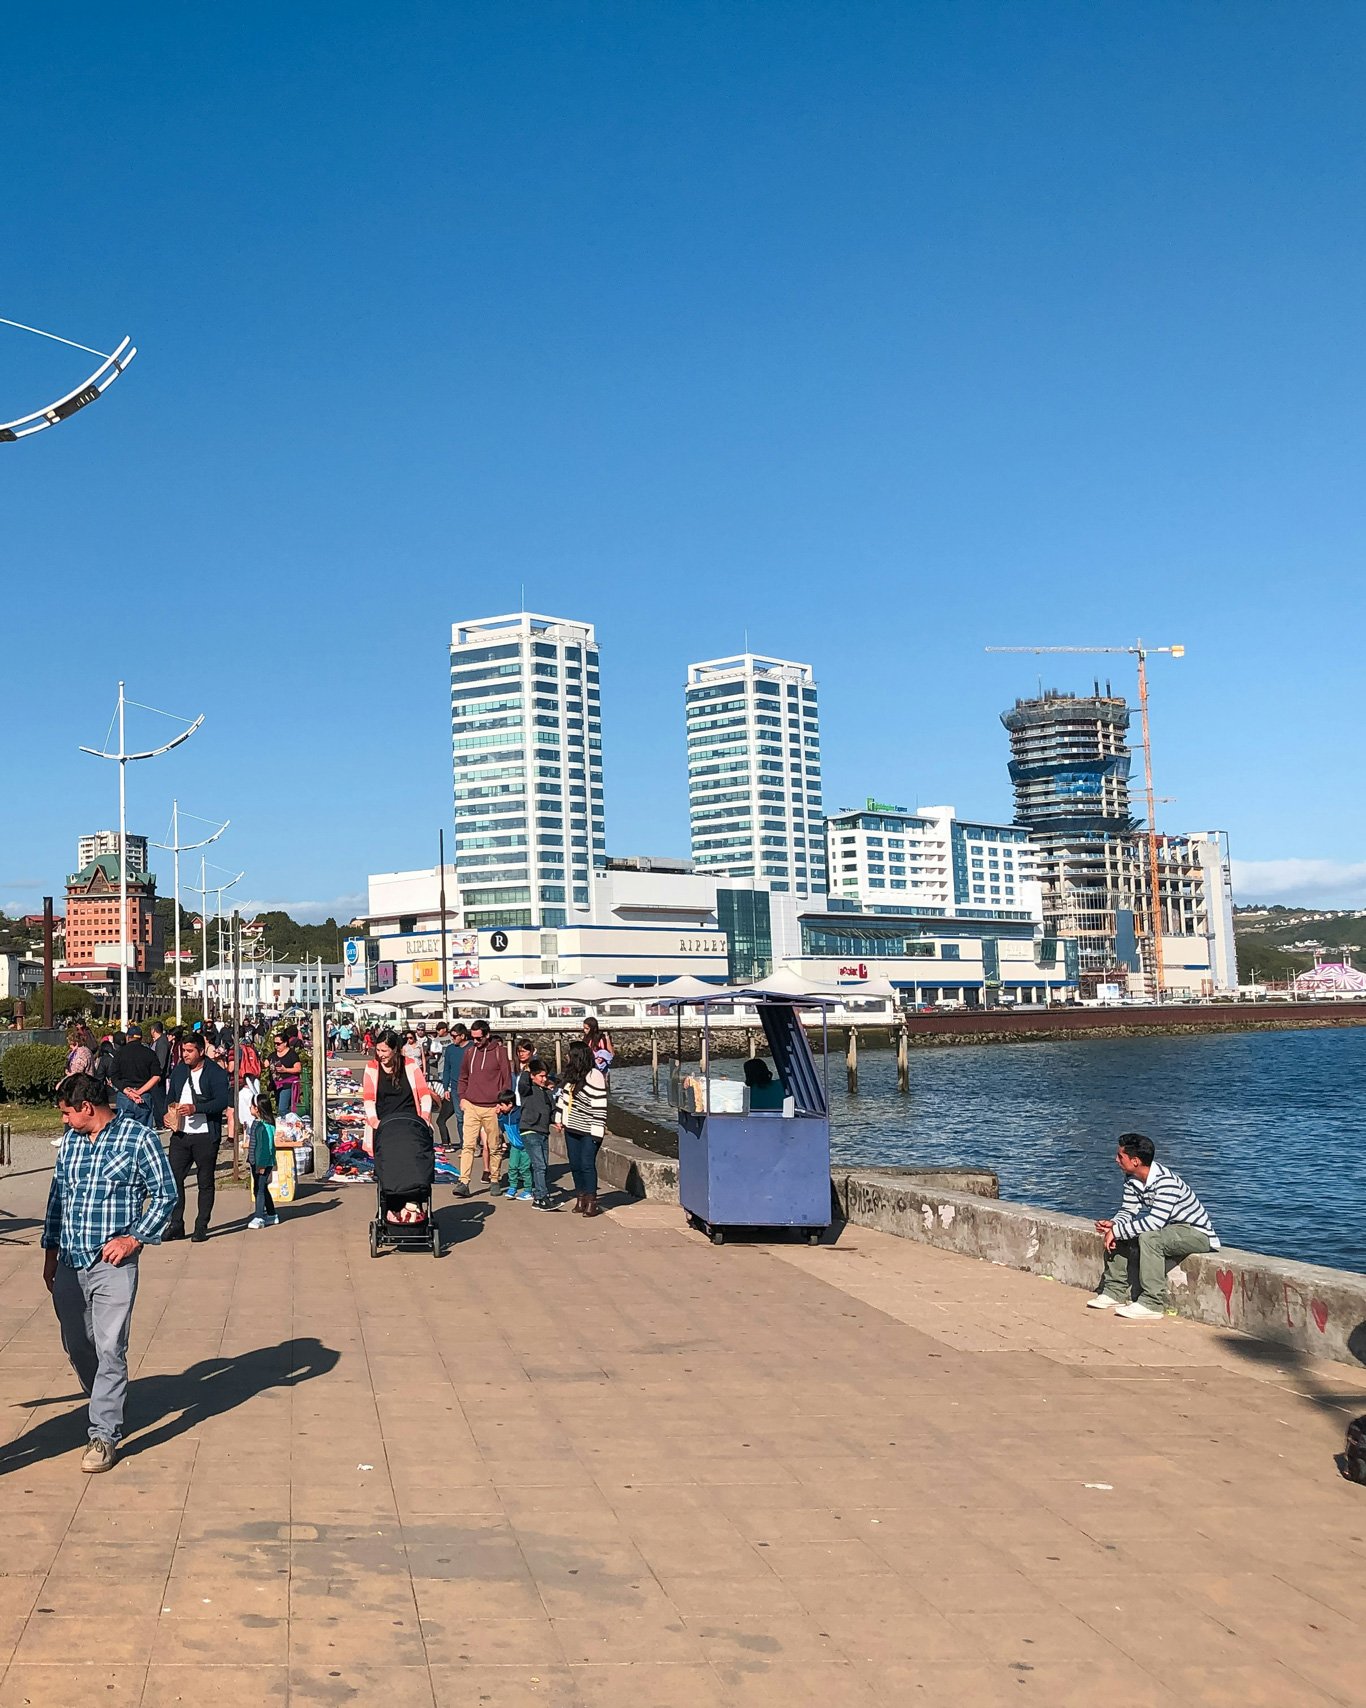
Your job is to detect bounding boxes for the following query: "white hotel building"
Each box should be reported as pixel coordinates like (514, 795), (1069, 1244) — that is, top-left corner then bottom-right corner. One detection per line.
(450, 613), (606, 932)
(825, 801), (1040, 918)
(685, 653), (826, 897)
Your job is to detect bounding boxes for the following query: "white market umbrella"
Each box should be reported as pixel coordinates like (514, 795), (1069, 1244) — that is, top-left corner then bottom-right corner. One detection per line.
(453, 979), (535, 1007)
(368, 982), (436, 1008)
(650, 976), (727, 1003)
(549, 977), (627, 1005)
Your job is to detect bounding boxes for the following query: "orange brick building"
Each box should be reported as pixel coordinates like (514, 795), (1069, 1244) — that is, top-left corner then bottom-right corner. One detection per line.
(65, 854), (163, 975)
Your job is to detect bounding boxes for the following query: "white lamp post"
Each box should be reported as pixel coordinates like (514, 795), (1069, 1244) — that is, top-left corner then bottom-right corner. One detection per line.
(80, 683), (204, 1029)
(154, 802), (229, 1027)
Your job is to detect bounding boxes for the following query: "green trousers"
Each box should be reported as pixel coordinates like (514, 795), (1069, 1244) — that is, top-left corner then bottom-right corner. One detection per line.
(506, 1147), (533, 1193)
(1100, 1223), (1212, 1309)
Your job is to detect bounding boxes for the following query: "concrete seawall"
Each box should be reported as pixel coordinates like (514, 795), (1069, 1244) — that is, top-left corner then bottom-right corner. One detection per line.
(589, 1126), (1366, 1369)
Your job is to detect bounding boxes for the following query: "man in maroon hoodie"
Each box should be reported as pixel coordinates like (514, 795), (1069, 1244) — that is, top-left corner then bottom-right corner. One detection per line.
(453, 1021), (512, 1196)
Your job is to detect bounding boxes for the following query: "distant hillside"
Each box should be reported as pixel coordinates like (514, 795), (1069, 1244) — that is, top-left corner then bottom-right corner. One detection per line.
(1234, 905), (1366, 983)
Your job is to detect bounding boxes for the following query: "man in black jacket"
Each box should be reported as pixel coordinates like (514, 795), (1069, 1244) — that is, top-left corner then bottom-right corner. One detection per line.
(164, 1034), (232, 1243)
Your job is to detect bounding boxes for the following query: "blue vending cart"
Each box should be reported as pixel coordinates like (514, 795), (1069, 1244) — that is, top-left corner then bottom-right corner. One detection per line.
(664, 990), (832, 1245)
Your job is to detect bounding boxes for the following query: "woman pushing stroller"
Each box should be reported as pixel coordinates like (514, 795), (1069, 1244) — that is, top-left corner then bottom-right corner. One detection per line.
(363, 1029), (437, 1224)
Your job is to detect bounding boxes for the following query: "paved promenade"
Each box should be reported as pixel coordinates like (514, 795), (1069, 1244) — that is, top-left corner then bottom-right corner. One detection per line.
(2, 1150), (1365, 1707)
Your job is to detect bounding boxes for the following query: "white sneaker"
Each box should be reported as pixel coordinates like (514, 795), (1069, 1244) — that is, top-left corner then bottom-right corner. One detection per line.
(265, 1215), (280, 1227)
(247, 1216), (265, 1230)
(1086, 1294), (1119, 1310)
(1114, 1301), (1165, 1320)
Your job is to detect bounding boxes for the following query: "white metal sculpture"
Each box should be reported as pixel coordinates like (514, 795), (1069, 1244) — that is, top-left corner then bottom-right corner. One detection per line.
(1, 316), (136, 442)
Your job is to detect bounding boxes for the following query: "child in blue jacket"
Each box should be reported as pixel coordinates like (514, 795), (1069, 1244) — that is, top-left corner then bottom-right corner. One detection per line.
(498, 1090), (533, 1201)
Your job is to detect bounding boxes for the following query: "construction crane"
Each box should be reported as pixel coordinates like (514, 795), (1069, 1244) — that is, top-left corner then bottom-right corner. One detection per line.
(986, 641), (1185, 998)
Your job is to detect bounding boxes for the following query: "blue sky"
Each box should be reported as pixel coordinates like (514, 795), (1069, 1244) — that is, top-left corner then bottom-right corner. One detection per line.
(5, 2), (1364, 920)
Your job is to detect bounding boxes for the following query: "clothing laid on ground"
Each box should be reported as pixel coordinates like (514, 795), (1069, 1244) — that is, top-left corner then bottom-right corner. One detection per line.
(1111, 1163), (1219, 1247)
(42, 1115), (178, 1269)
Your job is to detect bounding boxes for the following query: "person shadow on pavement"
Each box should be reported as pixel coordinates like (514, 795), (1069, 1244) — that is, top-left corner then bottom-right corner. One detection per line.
(0, 1335), (340, 1474)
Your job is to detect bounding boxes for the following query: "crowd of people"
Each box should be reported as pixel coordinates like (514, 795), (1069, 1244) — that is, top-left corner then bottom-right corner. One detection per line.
(61, 1014), (310, 1241)
(359, 1014), (613, 1216)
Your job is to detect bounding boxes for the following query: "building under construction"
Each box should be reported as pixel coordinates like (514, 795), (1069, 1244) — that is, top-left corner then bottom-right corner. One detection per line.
(1001, 688), (1235, 995)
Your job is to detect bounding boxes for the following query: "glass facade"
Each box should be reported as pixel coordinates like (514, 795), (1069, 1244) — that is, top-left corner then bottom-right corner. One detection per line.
(451, 613), (605, 930)
(717, 888), (774, 983)
(686, 654), (825, 897)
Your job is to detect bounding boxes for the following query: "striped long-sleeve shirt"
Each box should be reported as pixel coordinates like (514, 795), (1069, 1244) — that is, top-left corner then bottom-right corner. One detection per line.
(1112, 1161), (1219, 1248)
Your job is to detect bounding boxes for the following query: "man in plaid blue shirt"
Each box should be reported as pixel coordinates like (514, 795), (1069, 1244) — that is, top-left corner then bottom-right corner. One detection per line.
(42, 1072), (177, 1472)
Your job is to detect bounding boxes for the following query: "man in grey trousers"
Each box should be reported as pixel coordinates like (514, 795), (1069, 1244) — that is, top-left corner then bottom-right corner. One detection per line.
(42, 1072), (177, 1472)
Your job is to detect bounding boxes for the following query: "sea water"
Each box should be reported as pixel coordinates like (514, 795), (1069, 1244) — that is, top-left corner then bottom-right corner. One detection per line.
(607, 1026), (1366, 1275)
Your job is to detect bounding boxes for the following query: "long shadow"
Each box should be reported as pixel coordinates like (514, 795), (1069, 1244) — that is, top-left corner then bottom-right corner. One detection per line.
(0, 1335), (340, 1474)
(0, 1212), (44, 1246)
(210, 1195), (343, 1237)
(1215, 1325), (1366, 1481)
(433, 1201), (493, 1247)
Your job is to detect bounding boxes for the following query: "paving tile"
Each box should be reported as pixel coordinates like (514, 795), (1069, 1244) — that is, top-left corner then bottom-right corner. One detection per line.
(140, 1663), (291, 1705)
(0, 1663), (149, 1707)
(428, 1664), (581, 1707)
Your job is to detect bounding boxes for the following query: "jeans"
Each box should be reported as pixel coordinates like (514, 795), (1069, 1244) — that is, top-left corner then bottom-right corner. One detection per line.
(52, 1257), (139, 1443)
(1100, 1223), (1213, 1309)
(252, 1167), (276, 1220)
(168, 1132), (222, 1236)
(506, 1147), (533, 1194)
(521, 1130), (549, 1199)
(275, 1082), (296, 1118)
(565, 1129), (599, 1196)
(116, 1090), (154, 1127)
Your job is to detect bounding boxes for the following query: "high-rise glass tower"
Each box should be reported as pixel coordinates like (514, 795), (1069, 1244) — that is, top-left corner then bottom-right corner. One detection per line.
(685, 652), (825, 895)
(450, 613), (605, 930)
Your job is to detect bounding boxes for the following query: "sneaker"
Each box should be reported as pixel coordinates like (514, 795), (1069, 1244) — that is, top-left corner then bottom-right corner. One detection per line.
(1086, 1294), (1120, 1310)
(517, 1189), (535, 1201)
(247, 1217), (266, 1230)
(534, 1196), (557, 1211)
(503, 1186), (518, 1198)
(1114, 1301), (1165, 1320)
(265, 1215), (280, 1227)
(190, 1231), (208, 1244)
(81, 1438), (116, 1474)
(451, 1181), (470, 1198)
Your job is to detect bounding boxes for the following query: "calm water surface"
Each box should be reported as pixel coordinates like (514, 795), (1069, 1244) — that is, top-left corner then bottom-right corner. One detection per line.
(608, 1028), (1366, 1275)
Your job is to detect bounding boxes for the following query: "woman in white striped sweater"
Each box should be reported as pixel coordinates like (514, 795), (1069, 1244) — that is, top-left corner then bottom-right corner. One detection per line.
(561, 1041), (609, 1218)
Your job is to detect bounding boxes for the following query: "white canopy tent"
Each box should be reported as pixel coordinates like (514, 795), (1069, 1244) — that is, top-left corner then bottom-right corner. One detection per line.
(543, 977), (626, 1005)
(451, 979), (534, 1007)
(361, 982), (434, 1009)
(647, 976), (729, 1004)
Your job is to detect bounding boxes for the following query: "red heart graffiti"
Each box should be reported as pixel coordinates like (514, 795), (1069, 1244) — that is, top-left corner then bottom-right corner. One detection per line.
(1311, 1299), (1329, 1333)
(1215, 1269), (1235, 1317)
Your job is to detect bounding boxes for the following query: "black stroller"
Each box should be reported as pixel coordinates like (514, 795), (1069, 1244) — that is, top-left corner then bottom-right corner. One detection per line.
(368, 1113), (440, 1258)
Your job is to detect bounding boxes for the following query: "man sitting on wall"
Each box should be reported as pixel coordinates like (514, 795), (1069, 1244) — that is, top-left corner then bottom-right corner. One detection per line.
(1091, 1132), (1220, 1320)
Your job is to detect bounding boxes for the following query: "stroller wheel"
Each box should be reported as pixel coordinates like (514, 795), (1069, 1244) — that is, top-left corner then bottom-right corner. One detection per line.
(431, 1225), (441, 1258)
(368, 1222), (380, 1259)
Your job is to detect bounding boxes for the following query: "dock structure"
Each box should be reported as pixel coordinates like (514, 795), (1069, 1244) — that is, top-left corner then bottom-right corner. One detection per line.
(0, 1158), (1362, 1705)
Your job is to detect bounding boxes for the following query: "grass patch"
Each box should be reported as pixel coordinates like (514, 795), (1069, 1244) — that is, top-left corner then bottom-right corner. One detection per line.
(0, 1102), (64, 1135)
